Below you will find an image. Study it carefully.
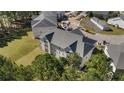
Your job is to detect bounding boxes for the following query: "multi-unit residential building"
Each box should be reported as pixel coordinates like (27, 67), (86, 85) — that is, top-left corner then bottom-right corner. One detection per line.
(31, 11), (96, 68)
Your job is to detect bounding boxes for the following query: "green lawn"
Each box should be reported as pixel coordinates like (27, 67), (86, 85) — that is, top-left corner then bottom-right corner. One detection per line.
(99, 24), (124, 35)
(0, 31), (41, 65)
(16, 47), (42, 66)
(80, 17), (96, 34)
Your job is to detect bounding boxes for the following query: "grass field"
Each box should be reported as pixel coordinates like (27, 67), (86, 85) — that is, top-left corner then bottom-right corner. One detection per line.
(16, 47), (42, 66)
(0, 31), (41, 65)
(80, 17), (96, 34)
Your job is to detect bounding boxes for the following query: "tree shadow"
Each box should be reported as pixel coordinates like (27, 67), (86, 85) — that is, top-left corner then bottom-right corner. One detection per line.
(0, 28), (31, 48)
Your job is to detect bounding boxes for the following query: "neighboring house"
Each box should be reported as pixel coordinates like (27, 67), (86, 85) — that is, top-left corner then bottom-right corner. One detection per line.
(90, 17), (111, 31)
(107, 16), (124, 29)
(32, 11), (96, 68)
(104, 43), (124, 72)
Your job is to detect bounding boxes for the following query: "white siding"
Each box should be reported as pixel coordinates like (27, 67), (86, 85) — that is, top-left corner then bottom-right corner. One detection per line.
(110, 62), (116, 72)
(104, 46), (110, 58)
(41, 41), (46, 51)
(55, 49), (67, 58)
(40, 40), (51, 53)
(47, 41), (51, 54)
(104, 46), (116, 72)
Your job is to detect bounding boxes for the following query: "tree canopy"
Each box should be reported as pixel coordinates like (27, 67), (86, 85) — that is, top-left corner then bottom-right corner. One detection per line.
(0, 50), (113, 81)
(84, 51), (113, 80)
(112, 70), (124, 81)
(0, 55), (33, 81)
(0, 11), (39, 48)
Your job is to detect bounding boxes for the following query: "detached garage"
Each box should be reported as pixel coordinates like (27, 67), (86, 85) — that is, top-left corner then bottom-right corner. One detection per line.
(90, 17), (111, 31)
(107, 17), (124, 29)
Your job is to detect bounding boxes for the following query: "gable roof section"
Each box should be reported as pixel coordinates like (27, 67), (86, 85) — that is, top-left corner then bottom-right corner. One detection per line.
(33, 19), (56, 28)
(31, 20), (39, 26)
(107, 43), (124, 70)
(38, 27), (84, 49)
(71, 28), (84, 36)
(107, 44), (121, 67)
(32, 26), (55, 38)
(39, 27), (95, 59)
(117, 52), (124, 69)
(51, 29), (83, 49)
(32, 11), (57, 28)
(42, 11), (57, 25)
(69, 41), (78, 52)
(91, 17), (110, 28)
(83, 43), (95, 57)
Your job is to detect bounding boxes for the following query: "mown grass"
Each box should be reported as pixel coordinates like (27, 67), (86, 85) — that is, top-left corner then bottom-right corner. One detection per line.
(16, 47), (42, 66)
(99, 24), (124, 35)
(0, 32), (40, 64)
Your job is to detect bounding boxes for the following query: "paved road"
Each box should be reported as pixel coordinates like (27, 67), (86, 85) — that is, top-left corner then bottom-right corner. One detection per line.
(69, 18), (124, 45)
(82, 31), (124, 44)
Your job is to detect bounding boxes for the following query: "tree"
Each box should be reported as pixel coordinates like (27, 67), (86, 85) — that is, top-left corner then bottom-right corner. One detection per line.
(0, 11), (39, 48)
(32, 53), (63, 80)
(88, 11), (93, 17)
(14, 65), (34, 81)
(84, 51), (113, 80)
(112, 70), (124, 81)
(31, 53), (85, 81)
(0, 55), (17, 80)
(67, 53), (81, 68)
(61, 65), (84, 81)
(0, 51), (114, 81)
(0, 55), (34, 81)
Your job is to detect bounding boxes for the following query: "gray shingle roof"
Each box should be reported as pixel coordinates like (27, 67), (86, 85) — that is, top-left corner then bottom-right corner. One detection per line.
(32, 11), (95, 63)
(83, 43), (95, 57)
(33, 19), (56, 28)
(42, 11), (57, 25)
(38, 27), (95, 59)
(107, 16), (124, 29)
(91, 17), (110, 28)
(32, 27), (56, 38)
(39, 28), (83, 49)
(107, 43), (124, 70)
(117, 52), (124, 69)
(31, 20), (39, 26)
(32, 11), (57, 28)
(70, 28), (84, 36)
